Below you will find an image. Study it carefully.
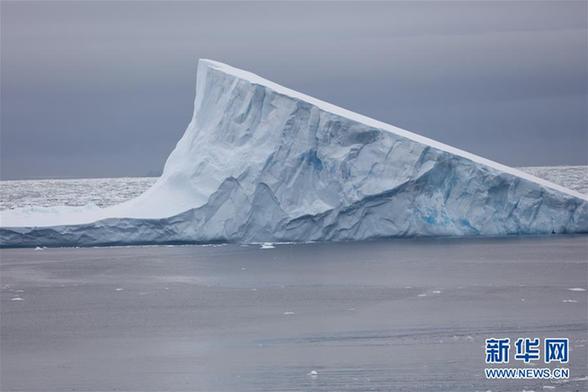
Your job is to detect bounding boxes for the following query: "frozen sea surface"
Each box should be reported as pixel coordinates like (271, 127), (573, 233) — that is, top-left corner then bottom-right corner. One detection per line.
(1, 237), (587, 391)
(0, 177), (157, 210)
(520, 166), (588, 196)
(0, 166), (586, 211)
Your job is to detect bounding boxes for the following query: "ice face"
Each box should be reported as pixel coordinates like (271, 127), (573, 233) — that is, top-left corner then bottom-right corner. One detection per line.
(1, 59), (587, 247)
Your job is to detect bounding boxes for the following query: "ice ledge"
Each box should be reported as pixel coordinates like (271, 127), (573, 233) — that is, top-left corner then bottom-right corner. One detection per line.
(198, 59), (587, 201)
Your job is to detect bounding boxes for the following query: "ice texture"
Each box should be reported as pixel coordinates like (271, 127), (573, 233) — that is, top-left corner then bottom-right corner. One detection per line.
(1, 59), (587, 247)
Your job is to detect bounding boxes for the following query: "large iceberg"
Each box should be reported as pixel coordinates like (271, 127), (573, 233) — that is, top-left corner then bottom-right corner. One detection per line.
(1, 59), (587, 247)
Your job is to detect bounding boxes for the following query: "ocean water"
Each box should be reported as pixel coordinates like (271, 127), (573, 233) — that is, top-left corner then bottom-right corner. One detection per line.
(1, 168), (587, 391)
(0, 166), (586, 211)
(1, 237), (587, 391)
(0, 177), (157, 210)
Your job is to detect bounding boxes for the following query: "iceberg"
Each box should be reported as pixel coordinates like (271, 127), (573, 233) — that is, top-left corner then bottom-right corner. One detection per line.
(1, 59), (587, 247)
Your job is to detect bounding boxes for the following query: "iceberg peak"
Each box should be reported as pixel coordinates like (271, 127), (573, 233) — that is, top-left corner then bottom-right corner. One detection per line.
(1, 59), (587, 247)
(197, 59), (586, 202)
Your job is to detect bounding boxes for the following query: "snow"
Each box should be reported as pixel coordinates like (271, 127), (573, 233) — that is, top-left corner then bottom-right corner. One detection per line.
(197, 59), (587, 201)
(1, 59), (587, 247)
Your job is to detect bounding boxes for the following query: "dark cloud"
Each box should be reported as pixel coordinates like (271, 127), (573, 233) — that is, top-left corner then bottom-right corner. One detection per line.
(1, 1), (586, 179)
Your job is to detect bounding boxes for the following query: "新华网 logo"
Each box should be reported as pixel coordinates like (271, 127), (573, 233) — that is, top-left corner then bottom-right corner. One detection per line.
(484, 337), (569, 380)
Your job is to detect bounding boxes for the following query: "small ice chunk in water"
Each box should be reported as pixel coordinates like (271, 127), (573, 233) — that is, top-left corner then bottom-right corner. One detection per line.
(34, 246), (43, 251)
(568, 287), (586, 292)
(562, 299), (578, 303)
(260, 243), (275, 249)
(115, 288), (124, 291)
(11, 297), (24, 301)
(307, 370), (318, 377)
(283, 311), (295, 315)
(432, 290), (442, 294)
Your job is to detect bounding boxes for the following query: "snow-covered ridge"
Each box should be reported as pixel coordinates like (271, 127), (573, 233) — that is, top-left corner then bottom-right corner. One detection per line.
(1, 59), (587, 247)
(199, 59), (587, 202)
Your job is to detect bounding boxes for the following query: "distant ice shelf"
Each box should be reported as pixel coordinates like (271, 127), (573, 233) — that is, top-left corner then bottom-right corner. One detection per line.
(1, 59), (587, 247)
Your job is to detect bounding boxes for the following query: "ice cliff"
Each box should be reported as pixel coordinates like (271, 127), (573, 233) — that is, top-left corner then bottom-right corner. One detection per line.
(1, 59), (587, 247)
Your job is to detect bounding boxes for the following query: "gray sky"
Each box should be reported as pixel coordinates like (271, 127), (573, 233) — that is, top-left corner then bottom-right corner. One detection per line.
(1, 1), (587, 180)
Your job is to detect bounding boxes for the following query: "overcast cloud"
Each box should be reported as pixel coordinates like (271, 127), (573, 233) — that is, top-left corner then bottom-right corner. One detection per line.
(1, 1), (586, 179)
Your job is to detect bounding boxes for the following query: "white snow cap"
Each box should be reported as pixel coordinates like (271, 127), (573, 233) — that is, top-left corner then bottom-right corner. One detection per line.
(200, 59), (586, 201)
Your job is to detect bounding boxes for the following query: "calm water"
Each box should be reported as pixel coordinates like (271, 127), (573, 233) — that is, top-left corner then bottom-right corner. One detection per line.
(1, 168), (587, 390)
(1, 166), (586, 211)
(1, 237), (587, 391)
